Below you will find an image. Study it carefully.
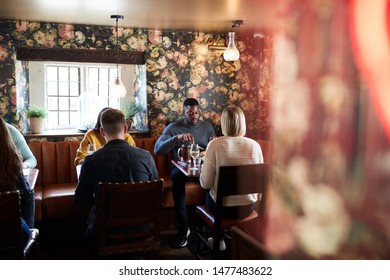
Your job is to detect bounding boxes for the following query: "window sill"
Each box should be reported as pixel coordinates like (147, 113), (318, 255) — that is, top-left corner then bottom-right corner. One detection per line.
(23, 129), (151, 140)
(23, 129), (85, 138)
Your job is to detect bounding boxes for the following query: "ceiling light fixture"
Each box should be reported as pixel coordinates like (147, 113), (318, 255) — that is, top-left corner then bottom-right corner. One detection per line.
(223, 20), (244, 62)
(110, 15), (126, 99)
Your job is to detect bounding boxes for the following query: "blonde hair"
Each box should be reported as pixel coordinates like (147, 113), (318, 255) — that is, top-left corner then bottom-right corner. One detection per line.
(221, 105), (246, 137)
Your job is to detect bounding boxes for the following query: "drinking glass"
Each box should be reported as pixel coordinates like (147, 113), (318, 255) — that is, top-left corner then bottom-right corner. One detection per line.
(189, 143), (200, 170)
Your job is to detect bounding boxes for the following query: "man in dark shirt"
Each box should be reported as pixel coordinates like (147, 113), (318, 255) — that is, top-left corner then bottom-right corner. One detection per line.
(75, 108), (158, 240)
(154, 98), (215, 248)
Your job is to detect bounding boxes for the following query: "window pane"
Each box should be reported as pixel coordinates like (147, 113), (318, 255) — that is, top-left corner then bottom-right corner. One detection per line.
(59, 82), (69, 96)
(59, 97), (69, 110)
(47, 112), (58, 127)
(69, 67), (79, 81)
(109, 68), (117, 83)
(108, 97), (120, 108)
(46, 67), (57, 81)
(69, 112), (79, 127)
(69, 82), (79, 96)
(59, 112), (69, 125)
(96, 97), (108, 110)
(47, 81), (58, 96)
(88, 84), (98, 94)
(47, 97), (58, 110)
(89, 68), (98, 83)
(58, 67), (69, 81)
(100, 68), (109, 82)
(69, 97), (79, 110)
(99, 83), (108, 97)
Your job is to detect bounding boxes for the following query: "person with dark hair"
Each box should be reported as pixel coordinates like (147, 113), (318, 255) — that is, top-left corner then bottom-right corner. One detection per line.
(74, 107), (136, 166)
(0, 118), (35, 245)
(75, 108), (159, 240)
(154, 98), (216, 248)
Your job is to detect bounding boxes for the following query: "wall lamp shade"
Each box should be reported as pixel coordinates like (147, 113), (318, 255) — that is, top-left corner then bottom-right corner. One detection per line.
(110, 77), (127, 98)
(223, 32), (240, 61)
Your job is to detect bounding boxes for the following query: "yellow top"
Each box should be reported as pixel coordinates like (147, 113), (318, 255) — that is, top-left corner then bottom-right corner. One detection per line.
(74, 129), (136, 166)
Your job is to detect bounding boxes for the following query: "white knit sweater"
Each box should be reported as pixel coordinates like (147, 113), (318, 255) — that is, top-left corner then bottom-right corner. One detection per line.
(199, 136), (264, 206)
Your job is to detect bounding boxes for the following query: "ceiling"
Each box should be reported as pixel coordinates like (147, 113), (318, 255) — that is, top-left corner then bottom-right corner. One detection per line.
(0, 0), (277, 33)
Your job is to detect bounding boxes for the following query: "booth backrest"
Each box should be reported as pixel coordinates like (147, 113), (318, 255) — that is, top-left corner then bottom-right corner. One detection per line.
(28, 141), (80, 189)
(133, 138), (173, 177)
(28, 138), (270, 185)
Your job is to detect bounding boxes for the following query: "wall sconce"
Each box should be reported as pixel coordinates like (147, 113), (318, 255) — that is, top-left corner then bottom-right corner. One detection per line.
(223, 20), (244, 62)
(110, 15), (127, 98)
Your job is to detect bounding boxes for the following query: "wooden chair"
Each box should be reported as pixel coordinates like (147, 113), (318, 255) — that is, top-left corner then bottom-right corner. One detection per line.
(96, 179), (164, 258)
(0, 191), (39, 259)
(195, 163), (270, 259)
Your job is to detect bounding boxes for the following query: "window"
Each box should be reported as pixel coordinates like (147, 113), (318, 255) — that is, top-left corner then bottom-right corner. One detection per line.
(30, 62), (134, 130)
(46, 65), (81, 129)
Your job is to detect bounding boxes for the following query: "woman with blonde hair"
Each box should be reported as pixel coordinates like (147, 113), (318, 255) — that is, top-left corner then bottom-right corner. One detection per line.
(0, 118), (35, 243)
(200, 105), (264, 250)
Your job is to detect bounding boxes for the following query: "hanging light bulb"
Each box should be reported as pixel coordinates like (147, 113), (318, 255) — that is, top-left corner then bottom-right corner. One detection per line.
(223, 20), (244, 62)
(110, 76), (127, 98)
(223, 32), (240, 61)
(110, 15), (126, 98)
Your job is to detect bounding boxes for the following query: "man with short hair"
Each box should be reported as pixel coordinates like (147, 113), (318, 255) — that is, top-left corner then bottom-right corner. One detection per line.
(154, 98), (216, 248)
(75, 108), (158, 240)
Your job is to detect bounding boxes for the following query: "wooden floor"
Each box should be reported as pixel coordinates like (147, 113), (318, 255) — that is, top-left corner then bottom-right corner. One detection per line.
(30, 214), (235, 260)
(32, 219), (197, 260)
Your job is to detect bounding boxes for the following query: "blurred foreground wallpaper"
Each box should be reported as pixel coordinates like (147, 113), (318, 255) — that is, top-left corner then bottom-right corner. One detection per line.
(263, 0), (390, 259)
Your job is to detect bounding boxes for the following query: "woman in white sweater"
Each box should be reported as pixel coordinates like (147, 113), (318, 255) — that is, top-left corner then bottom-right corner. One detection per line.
(199, 105), (264, 249)
(200, 105), (264, 217)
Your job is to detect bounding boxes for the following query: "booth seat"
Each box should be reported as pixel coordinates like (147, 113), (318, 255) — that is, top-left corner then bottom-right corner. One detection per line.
(28, 138), (205, 222)
(28, 138), (271, 223)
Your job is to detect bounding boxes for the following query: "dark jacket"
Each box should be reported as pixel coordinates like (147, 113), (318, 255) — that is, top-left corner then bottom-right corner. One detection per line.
(75, 139), (159, 238)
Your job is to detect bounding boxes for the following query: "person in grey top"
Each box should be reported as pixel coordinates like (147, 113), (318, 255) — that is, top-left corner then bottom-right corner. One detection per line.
(154, 98), (216, 248)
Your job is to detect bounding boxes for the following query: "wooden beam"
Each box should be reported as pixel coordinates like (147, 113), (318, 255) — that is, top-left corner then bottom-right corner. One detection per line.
(15, 46), (145, 65)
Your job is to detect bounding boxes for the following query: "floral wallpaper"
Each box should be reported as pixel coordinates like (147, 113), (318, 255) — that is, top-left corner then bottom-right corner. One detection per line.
(0, 20), (272, 139)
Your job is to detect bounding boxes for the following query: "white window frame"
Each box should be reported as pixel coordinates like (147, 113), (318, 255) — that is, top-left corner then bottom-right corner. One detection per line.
(29, 61), (135, 130)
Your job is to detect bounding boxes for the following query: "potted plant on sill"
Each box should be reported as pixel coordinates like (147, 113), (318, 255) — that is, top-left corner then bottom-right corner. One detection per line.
(121, 101), (144, 132)
(27, 106), (47, 134)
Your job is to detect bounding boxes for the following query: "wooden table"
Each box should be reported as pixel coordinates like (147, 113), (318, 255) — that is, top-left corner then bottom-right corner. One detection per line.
(171, 159), (201, 178)
(25, 168), (39, 190)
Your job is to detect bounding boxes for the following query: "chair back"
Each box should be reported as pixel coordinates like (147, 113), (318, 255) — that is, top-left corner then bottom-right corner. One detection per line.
(0, 191), (23, 259)
(195, 163), (270, 259)
(216, 163), (270, 216)
(97, 179), (164, 257)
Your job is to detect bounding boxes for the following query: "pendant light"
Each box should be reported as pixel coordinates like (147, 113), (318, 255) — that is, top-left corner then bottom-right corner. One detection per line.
(223, 20), (244, 62)
(110, 15), (126, 98)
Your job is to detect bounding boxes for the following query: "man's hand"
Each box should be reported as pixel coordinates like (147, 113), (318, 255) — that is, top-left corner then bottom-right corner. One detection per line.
(175, 133), (194, 143)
